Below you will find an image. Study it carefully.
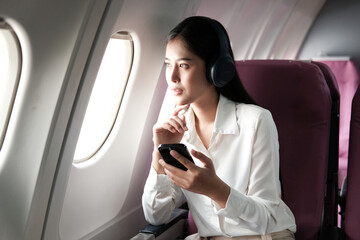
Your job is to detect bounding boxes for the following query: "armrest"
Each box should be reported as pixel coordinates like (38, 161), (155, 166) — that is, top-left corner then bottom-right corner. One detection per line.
(131, 208), (188, 240)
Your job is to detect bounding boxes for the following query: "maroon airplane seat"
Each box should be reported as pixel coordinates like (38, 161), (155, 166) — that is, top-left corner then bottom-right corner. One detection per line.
(186, 211), (197, 236)
(344, 85), (360, 240)
(186, 60), (335, 239)
(314, 60), (360, 188)
(311, 61), (340, 228)
(235, 60), (333, 240)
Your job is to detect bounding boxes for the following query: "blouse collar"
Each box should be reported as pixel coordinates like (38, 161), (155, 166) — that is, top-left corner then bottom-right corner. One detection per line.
(184, 94), (240, 144)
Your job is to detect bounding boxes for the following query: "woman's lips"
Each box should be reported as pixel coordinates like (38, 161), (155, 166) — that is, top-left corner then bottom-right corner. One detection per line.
(171, 87), (183, 95)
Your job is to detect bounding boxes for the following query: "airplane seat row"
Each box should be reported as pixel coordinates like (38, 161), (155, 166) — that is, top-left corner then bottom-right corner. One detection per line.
(311, 61), (340, 230)
(132, 60), (344, 240)
(312, 59), (360, 240)
(313, 59), (360, 188)
(317, 57), (360, 240)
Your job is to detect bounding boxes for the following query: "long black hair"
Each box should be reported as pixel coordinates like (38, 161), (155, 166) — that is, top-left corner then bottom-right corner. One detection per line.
(166, 16), (256, 105)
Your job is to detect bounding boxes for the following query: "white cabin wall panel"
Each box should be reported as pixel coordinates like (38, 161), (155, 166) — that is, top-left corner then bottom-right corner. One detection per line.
(0, 0), (106, 239)
(43, 0), (124, 239)
(270, 0), (326, 59)
(29, 3), (111, 239)
(196, 0), (325, 60)
(298, 0), (360, 63)
(57, 0), (200, 239)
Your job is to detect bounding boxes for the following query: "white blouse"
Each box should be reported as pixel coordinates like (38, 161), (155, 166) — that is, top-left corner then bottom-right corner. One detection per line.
(142, 95), (296, 237)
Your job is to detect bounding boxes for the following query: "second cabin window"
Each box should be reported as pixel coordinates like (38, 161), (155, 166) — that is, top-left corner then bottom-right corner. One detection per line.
(0, 19), (22, 150)
(73, 32), (133, 163)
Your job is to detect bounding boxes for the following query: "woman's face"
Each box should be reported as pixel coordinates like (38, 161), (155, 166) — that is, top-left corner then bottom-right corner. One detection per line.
(165, 37), (216, 106)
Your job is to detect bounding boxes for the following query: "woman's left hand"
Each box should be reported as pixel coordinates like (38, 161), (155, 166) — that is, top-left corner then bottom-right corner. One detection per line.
(159, 149), (231, 208)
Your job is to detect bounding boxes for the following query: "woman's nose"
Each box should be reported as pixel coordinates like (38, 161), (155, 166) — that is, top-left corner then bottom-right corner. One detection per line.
(170, 65), (181, 82)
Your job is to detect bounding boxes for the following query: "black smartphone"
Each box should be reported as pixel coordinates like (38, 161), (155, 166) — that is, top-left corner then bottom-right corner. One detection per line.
(158, 143), (194, 171)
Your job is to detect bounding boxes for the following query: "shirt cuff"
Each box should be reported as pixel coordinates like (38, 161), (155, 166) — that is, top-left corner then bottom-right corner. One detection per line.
(144, 166), (173, 192)
(212, 187), (248, 218)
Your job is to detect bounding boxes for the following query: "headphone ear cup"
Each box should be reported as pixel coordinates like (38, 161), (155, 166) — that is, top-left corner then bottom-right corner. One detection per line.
(211, 54), (235, 87)
(200, 17), (235, 87)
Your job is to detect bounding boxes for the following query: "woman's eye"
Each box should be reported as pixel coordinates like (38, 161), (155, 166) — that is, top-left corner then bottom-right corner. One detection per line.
(165, 62), (172, 68)
(179, 63), (189, 69)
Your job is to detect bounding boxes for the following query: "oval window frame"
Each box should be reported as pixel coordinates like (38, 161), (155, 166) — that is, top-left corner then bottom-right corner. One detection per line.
(0, 18), (22, 150)
(73, 32), (134, 163)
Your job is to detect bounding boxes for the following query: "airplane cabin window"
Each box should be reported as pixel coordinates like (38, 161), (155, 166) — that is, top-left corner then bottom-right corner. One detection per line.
(0, 18), (21, 150)
(73, 32), (133, 163)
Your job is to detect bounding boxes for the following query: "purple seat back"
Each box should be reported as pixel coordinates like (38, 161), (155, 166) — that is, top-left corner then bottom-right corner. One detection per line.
(186, 60), (335, 239)
(311, 61), (340, 227)
(187, 211), (197, 236)
(236, 60), (332, 240)
(344, 85), (360, 240)
(314, 60), (360, 187)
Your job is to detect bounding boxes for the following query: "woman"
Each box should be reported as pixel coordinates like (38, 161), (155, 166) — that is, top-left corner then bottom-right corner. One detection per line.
(142, 16), (296, 239)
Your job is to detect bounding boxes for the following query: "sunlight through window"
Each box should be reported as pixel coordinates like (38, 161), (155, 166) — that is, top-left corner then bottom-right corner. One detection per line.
(73, 32), (133, 163)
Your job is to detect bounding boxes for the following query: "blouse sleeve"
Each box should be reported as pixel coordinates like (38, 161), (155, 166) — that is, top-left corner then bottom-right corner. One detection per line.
(212, 110), (282, 235)
(142, 167), (186, 225)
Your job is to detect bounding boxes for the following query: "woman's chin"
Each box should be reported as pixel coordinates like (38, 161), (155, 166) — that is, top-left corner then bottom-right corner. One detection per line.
(171, 96), (189, 106)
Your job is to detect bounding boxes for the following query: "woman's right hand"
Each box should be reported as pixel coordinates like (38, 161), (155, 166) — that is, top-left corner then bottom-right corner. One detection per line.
(152, 104), (189, 173)
(153, 104), (189, 147)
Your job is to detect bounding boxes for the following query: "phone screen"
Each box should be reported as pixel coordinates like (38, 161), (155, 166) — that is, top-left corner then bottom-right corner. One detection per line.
(158, 143), (194, 171)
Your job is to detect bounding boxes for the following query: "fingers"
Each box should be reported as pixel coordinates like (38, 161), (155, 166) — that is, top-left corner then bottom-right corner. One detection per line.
(161, 150), (217, 194)
(170, 150), (194, 170)
(190, 149), (213, 168)
(159, 158), (188, 183)
(159, 157), (190, 188)
(154, 115), (188, 134)
(158, 159), (179, 172)
(169, 115), (188, 132)
(170, 104), (189, 132)
(173, 104), (189, 116)
(158, 150), (194, 173)
(164, 149), (211, 172)
(152, 105), (189, 146)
